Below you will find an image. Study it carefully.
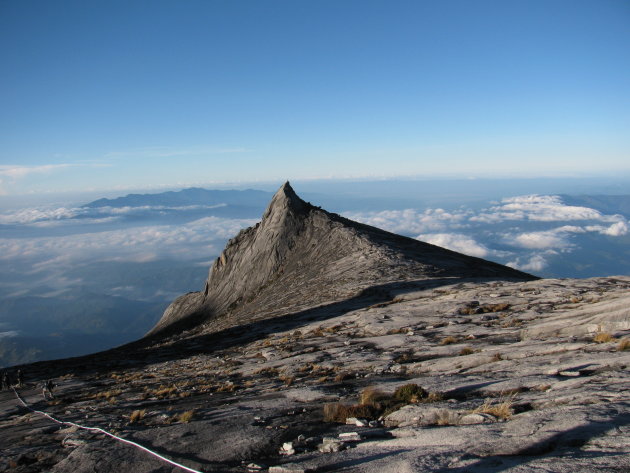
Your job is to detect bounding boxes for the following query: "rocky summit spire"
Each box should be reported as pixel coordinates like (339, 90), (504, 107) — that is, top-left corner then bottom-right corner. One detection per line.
(148, 182), (536, 337)
(262, 181), (305, 217)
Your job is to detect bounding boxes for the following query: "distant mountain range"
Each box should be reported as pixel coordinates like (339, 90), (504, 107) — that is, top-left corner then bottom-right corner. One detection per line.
(84, 187), (272, 209)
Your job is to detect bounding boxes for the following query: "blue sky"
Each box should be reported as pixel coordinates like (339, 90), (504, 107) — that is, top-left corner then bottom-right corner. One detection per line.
(1, 0), (629, 197)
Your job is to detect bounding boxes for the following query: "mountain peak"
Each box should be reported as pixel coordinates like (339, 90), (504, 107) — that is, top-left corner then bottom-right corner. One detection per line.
(148, 184), (536, 337)
(262, 181), (308, 220)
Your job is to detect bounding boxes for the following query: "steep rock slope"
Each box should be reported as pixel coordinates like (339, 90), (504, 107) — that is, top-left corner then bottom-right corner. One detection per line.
(149, 182), (535, 337)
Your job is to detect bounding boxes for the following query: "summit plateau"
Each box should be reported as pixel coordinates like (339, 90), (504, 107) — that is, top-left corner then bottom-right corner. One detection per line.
(1, 183), (629, 473)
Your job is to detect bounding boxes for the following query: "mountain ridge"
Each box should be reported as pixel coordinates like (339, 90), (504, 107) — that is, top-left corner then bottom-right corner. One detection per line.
(149, 182), (535, 337)
(83, 187), (272, 208)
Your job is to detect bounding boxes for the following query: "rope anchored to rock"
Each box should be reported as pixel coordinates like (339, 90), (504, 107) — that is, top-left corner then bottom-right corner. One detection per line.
(12, 387), (203, 473)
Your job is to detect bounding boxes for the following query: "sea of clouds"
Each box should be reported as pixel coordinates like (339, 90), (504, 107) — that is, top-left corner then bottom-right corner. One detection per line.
(0, 194), (627, 302)
(346, 195), (628, 273)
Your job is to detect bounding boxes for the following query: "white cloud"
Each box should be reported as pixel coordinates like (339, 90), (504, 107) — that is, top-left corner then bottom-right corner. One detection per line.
(505, 225), (585, 250)
(345, 208), (470, 235)
(0, 203), (228, 225)
(472, 195), (607, 223)
(0, 164), (74, 179)
(585, 221), (629, 237)
(507, 254), (549, 272)
(0, 216), (258, 264)
(0, 330), (20, 339)
(416, 233), (491, 258)
(504, 219), (628, 251)
(0, 206), (81, 224)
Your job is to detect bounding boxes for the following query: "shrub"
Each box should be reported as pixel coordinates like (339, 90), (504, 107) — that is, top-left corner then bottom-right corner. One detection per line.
(459, 347), (474, 356)
(617, 338), (630, 351)
(393, 384), (427, 403)
(323, 402), (379, 423)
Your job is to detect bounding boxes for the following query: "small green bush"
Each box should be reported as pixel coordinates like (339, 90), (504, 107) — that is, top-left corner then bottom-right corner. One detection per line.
(393, 383), (427, 403)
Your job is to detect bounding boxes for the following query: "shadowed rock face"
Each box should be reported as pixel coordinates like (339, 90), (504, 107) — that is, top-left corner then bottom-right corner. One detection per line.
(149, 182), (535, 337)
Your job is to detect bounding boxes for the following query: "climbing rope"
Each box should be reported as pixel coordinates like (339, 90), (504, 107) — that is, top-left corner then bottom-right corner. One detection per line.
(12, 387), (203, 473)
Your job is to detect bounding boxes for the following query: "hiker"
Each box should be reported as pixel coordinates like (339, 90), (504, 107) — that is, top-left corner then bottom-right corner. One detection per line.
(2, 371), (9, 390)
(42, 379), (56, 400)
(16, 369), (23, 388)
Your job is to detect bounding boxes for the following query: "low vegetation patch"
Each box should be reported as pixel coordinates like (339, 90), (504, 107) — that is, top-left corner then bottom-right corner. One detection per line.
(279, 374), (295, 386)
(95, 388), (122, 401)
(470, 397), (514, 420)
(323, 402), (380, 423)
(617, 338), (630, 351)
(393, 383), (427, 403)
(593, 332), (616, 343)
(458, 303), (511, 315)
(334, 372), (353, 382)
(178, 410), (195, 423)
(323, 384), (442, 423)
(440, 336), (459, 345)
(129, 409), (146, 424)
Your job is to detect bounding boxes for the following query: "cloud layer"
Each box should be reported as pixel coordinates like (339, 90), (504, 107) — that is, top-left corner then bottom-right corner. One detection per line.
(0, 193), (627, 298)
(346, 194), (628, 272)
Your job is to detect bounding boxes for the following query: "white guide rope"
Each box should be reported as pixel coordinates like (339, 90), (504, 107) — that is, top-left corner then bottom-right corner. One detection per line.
(12, 387), (203, 473)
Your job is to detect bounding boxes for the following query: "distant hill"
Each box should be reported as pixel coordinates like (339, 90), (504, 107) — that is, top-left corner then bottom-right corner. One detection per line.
(83, 187), (272, 209)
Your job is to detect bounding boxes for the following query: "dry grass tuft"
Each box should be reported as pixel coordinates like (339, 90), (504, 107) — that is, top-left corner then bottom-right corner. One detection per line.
(310, 327), (325, 337)
(253, 366), (279, 376)
(153, 385), (178, 399)
(424, 391), (443, 403)
(129, 409), (146, 424)
(334, 372), (353, 382)
(387, 327), (410, 335)
(323, 402), (379, 423)
(440, 336), (459, 345)
(95, 389), (122, 401)
(216, 382), (238, 392)
(178, 410), (195, 423)
(593, 332), (616, 343)
(471, 397), (514, 420)
(617, 338), (630, 351)
(459, 347), (474, 356)
(359, 386), (387, 405)
(491, 352), (503, 362)
(279, 374), (295, 387)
